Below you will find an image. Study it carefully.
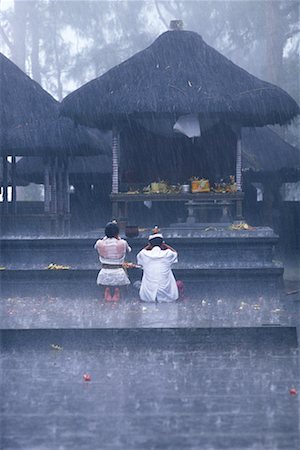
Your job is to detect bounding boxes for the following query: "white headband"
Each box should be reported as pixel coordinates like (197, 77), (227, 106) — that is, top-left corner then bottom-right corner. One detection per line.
(148, 233), (163, 241)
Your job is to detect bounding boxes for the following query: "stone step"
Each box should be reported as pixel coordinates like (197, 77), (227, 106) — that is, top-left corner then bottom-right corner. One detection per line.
(1, 327), (297, 350)
(0, 265), (283, 299)
(0, 227), (281, 268)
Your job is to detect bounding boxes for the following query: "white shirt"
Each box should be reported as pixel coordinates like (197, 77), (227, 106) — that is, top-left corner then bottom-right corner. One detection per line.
(137, 246), (178, 302)
(94, 237), (131, 265)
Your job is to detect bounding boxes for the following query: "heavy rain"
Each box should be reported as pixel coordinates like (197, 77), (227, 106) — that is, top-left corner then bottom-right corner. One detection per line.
(0, 1), (299, 449)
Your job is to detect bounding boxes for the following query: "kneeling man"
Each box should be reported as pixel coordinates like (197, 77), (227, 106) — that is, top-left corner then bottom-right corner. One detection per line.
(137, 232), (178, 303)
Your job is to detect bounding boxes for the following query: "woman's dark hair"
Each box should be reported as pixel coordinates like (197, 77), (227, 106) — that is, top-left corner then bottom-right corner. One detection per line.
(105, 222), (119, 238)
(149, 236), (163, 247)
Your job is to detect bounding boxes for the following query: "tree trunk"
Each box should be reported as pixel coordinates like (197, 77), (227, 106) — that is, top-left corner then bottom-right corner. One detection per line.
(29, 1), (41, 84)
(265, 1), (285, 86)
(12, 0), (28, 70)
(51, 1), (63, 101)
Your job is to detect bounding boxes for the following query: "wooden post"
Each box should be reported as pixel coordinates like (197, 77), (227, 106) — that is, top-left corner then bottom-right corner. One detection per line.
(50, 157), (58, 234)
(111, 125), (120, 219)
(112, 126), (119, 194)
(63, 158), (70, 235)
(50, 157), (57, 214)
(3, 156), (8, 215)
(235, 127), (243, 220)
(57, 159), (64, 214)
(63, 159), (70, 213)
(57, 159), (64, 235)
(11, 156), (17, 215)
(44, 157), (51, 213)
(236, 131), (242, 192)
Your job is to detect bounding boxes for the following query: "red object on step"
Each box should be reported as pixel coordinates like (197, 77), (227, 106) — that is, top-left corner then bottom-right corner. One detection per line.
(289, 388), (297, 396)
(83, 374), (91, 382)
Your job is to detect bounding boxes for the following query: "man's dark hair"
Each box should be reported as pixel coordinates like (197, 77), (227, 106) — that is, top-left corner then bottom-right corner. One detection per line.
(105, 222), (119, 238)
(149, 236), (163, 247)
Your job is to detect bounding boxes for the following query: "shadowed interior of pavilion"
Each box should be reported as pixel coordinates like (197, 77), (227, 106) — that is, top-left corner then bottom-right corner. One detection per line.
(12, 125), (300, 239)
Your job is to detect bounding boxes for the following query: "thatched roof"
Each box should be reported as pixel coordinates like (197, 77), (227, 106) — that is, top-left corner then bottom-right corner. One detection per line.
(0, 53), (108, 157)
(242, 127), (300, 172)
(0, 118), (111, 157)
(0, 53), (58, 129)
(14, 155), (112, 185)
(61, 30), (299, 128)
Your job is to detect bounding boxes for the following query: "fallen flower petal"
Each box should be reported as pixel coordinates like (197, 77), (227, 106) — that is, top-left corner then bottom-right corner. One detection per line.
(83, 374), (91, 382)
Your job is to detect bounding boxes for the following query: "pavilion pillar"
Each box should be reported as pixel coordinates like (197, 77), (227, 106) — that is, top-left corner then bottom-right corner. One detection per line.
(57, 159), (64, 235)
(57, 159), (64, 214)
(11, 156), (17, 215)
(50, 157), (58, 234)
(112, 125), (120, 219)
(44, 157), (51, 214)
(235, 128), (243, 220)
(63, 158), (70, 235)
(50, 157), (57, 214)
(3, 156), (8, 215)
(236, 131), (242, 192)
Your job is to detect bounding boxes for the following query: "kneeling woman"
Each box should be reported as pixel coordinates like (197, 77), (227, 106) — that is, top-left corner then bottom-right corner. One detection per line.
(94, 221), (131, 301)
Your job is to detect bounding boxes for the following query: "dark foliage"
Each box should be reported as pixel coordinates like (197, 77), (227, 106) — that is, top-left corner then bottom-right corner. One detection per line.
(61, 30), (299, 128)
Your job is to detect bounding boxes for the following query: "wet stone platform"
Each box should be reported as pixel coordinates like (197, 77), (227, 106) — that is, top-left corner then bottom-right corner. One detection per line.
(1, 285), (300, 449)
(1, 328), (299, 450)
(0, 229), (299, 449)
(0, 290), (297, 330)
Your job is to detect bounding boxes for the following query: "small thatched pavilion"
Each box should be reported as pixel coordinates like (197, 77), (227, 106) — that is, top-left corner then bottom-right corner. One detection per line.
(1, 118), (111, 233)
(13, 153), (112, 231)
(240, 128), (300, 251)
(0, 53), (57, 129)
(0, 53), (110, 234)
(61, 24), (299, 225)
(0, 52), (56, 225)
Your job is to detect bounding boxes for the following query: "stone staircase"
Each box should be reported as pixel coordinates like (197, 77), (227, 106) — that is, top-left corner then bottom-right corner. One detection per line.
(1, 228), (299, 450)
(0, 227), (283, 300)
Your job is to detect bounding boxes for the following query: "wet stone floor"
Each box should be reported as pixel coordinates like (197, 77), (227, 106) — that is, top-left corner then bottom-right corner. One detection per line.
(1, 328), (299, 450)
(0, 282), (299, 449)
(0, 285), (299, 329)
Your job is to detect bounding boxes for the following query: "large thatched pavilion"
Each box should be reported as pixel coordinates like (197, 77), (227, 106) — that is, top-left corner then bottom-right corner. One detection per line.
(61, 24), (299, 228)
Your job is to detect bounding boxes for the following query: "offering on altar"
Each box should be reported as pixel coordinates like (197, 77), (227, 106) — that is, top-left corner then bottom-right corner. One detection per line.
(227, 175), (237, 192)
(150, 181), (168, 193)
(214, 176), (237, 193)
(142, 182), (181, 194)
(191, 177), (210, 193)
(123, 177), (238, 195)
